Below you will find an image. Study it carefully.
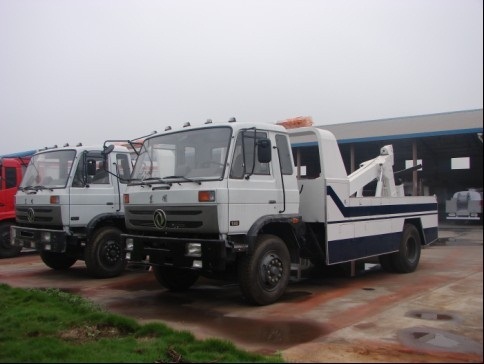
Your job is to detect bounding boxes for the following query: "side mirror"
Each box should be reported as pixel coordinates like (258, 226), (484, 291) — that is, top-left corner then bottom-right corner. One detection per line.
(87, 160), (97, 176)
(103, 144), (115, 155)
(257, 138), (272, 163)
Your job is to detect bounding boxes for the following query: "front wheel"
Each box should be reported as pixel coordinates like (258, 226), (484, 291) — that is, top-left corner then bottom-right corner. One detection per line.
(152, 266), (199, 291)
(85, 226), (126, 278)
(391, 223), (422, 273)
(238, 234), (291, 305)
(0, 222), (22, 258)
(40, 251), (77, 270)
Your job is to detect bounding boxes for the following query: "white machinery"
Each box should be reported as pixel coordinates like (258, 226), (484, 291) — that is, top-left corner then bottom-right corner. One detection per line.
(122, 119), (438, 305)
(445, 189), (483, 222)
(11, 143), (133, 277)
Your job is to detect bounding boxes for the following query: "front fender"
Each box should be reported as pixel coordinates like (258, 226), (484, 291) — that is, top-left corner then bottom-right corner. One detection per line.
(244, 213), (301, 253)
(86, 213), (125, 238)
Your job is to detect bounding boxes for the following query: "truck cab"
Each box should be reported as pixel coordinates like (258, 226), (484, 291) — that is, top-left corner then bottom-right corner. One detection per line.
(0, 152), (33, 258)
(11, 144), (133, 277)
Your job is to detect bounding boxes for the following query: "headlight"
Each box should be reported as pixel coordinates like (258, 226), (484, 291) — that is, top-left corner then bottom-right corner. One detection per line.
(126, 238), (134, 251)
(186, 242), (202, 257)
(41, 232), (52, 243)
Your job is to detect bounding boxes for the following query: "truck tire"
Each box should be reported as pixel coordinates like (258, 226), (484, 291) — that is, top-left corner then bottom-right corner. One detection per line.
(390, 223), (421, 273)
(40, 251), (77, 270)
(238, 234), (291, 306)
(152, 266), (199, 291)
(0, 222), (22, 258)
(85, 226), (126, 278)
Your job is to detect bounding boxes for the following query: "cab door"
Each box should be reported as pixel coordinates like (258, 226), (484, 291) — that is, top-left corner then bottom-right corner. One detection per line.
(69, 152), (117, 226)
(227, 130), (279, 233)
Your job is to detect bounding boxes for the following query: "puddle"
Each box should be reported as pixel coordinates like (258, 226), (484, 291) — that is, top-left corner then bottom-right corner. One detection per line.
(398, 327), (482, 355)
(405, 309), (460, 322)
(107, 289), (326, 349)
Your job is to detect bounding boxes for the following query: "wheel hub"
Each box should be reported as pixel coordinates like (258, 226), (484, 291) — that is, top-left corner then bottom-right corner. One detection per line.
(262, 254), (284, 288)
(103, 241), (121, 265)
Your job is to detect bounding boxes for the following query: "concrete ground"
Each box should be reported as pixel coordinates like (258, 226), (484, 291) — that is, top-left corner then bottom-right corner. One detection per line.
(0, 223), (482, 363)
(280, 223), (483, 363)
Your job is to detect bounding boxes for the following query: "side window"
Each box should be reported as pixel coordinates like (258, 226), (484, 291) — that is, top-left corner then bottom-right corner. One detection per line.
(72, 161), (84, 187)
(90, 158), (109, 185)
(292, 146), (321, 179)
(230, 130), (270, 179)
(116, 154), (131, 183)
(5, 167), (17, 189)
(276, 134), (293, 175)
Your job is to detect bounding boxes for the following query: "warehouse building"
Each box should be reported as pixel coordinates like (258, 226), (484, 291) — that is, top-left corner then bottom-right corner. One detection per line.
(318, 109), (483, 220)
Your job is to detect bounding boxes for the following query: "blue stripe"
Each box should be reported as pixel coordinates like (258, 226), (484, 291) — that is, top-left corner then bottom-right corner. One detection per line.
(327, 227), (438, 264)
(327, 232), (401, 264)
(337, 127), (483, 144)
(327, 186), (437, 218)
(327, 212), (437, 225)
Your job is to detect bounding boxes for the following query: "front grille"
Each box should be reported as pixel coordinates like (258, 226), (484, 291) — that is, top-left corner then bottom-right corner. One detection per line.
(125, 205), (218, 233)
(15, 205), (63, 226)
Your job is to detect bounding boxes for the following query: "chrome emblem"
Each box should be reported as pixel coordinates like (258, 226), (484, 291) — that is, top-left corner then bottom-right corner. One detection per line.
(27, 208), (35, 223)
(153, 209), (167, 229)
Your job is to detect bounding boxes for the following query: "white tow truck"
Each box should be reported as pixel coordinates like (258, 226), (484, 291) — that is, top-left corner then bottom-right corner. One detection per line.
(11, 142), (135, 277)
(122, 118), (438, 305)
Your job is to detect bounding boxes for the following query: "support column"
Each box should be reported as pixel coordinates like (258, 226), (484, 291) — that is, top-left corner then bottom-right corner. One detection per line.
(412, 140), (418, 196)
(350, 144), (355, 173)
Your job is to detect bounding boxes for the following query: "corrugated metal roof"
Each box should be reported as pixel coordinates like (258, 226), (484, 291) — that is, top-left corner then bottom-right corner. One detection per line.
(319, 109), (483, 143)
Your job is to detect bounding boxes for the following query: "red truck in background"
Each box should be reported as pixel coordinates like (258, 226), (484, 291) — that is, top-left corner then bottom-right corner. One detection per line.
(0, 150), (36, 258)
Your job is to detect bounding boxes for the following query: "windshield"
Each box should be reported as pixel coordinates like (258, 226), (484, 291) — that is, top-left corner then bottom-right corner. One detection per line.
(131, 126), (232, 184)
(20, 150), (76, 189)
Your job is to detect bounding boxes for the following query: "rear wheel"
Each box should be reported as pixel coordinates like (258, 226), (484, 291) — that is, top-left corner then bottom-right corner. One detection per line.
(391, 223), (421, 273)
(85, 226), (126, 278)
(40, 251), (77, 270)
(0, 222), (22, 258)
(238, 234), (291, 305)
(152, 266), (199, 291)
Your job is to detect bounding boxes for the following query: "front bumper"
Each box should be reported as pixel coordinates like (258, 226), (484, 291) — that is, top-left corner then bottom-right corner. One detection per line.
(122, 233), (228, 271)
(10, 226), (69, 253)
(446, 214), (480, 220)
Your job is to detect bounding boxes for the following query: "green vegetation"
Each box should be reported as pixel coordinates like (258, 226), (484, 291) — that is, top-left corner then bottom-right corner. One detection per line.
(0, 284), (283, 363)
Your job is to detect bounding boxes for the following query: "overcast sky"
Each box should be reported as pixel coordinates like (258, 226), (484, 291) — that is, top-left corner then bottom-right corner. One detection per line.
(0, 0), (482, 155)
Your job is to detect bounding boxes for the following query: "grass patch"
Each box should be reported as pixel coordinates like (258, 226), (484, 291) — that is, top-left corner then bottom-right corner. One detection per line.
(0, 284), (283, 363)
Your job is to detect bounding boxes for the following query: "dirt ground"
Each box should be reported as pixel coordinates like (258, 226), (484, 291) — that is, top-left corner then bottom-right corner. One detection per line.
(0, 224), (482, 363)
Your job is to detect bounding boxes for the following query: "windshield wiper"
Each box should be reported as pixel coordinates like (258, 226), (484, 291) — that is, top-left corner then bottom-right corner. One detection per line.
(162, 175), (202, 185)
(19, 185), (36, 191)
(129, 177), (172, 187)
(34, 185), (54, 191)
(20, 185), (54, 192)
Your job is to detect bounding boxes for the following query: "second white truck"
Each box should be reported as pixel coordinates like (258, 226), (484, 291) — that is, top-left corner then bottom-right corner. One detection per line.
(11, 143), (134, 277)
(122, 119), (439, 305)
